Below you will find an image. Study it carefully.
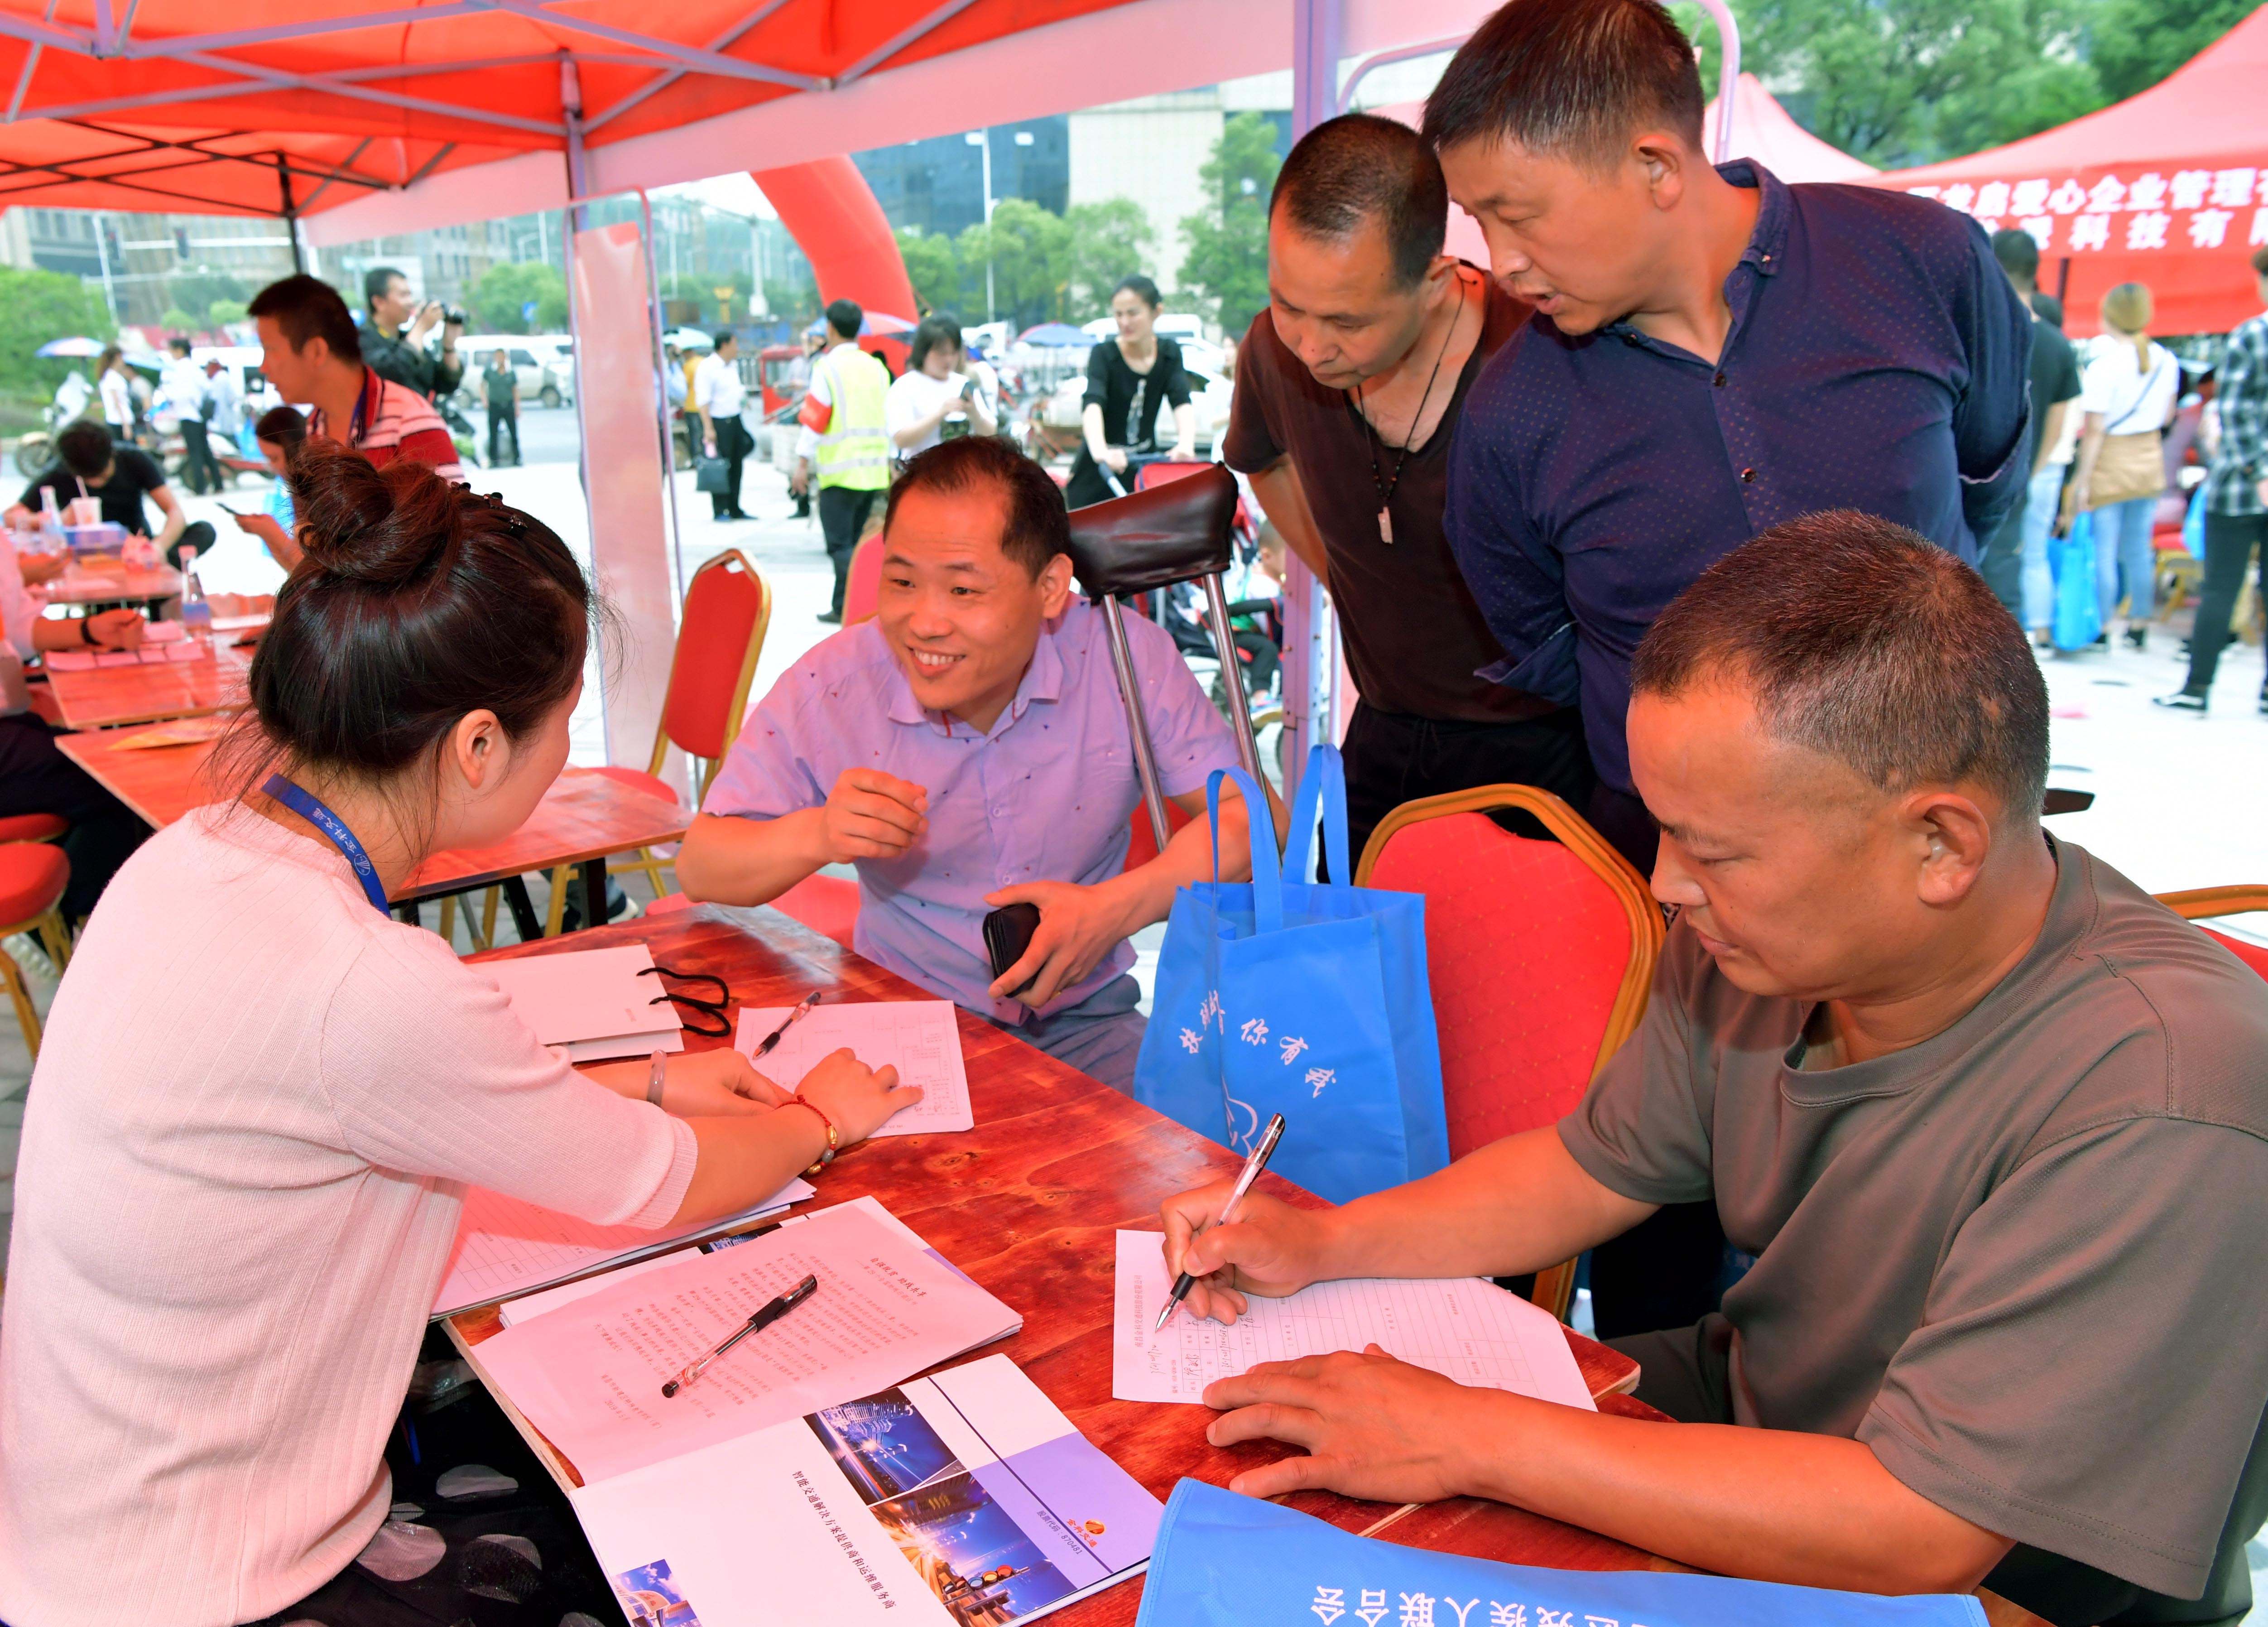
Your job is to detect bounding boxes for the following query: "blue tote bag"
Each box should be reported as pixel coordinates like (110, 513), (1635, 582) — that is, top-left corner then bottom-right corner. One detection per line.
(1137, 1479), (1987, 1627)
(2051, 510), (2103, 651)
(1131, 745), (1448, 1205)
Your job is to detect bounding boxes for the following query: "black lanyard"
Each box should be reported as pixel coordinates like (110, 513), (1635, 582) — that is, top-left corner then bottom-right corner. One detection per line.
(1344, 278), (1467, 545)
(263, 774), (389, 914)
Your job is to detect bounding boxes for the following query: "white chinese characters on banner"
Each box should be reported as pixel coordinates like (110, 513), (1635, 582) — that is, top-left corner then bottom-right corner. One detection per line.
(1907, 168), (2268, 256)
(1307, 1597), (1648, 1627)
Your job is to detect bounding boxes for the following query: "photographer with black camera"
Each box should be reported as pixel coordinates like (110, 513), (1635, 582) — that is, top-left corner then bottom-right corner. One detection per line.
(360, 265), (465, 402)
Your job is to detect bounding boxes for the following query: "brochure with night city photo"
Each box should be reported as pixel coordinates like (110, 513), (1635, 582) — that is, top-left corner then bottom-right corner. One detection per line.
(575, 1354), (1163, 1626)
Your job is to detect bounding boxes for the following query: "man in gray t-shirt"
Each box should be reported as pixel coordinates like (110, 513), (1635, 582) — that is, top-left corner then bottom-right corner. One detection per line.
(1153, 512), (2268, 1627)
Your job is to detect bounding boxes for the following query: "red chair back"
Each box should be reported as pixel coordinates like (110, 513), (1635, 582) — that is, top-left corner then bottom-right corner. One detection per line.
(1134, 461), (1214, 491)
(2153, 886), (2268, 986)
(1359, 789), (1662, 1160)
(2202, 927), (2268, 983)
(1121, 799), (1195, 872)
(844, 533), (885, 626)
(660, 551), (770, 773)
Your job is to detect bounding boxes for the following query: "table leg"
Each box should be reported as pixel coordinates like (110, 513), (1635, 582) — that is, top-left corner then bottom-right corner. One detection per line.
(395, 900), (421, 928)
(501, 876), (543, 942)
(576, 857), (607, 932)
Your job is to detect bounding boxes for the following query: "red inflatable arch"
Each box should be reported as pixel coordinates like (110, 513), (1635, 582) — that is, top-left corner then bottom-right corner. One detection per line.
(751, 156), (918, 372)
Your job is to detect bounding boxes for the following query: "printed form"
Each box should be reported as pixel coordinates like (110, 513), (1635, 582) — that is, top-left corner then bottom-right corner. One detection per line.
(466, 1203), (1021, 1482)
(1110, 1231), (1595, 1410)
(734, 1000), (974, 1136)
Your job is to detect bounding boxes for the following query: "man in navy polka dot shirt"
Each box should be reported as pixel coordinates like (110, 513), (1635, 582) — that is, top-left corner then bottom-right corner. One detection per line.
(1424, 0), (2033, 873)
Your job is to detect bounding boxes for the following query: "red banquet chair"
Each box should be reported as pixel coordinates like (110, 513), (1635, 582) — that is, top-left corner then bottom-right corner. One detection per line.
(842, 532), (885, 626)
(1355, 785), (1664, 1321)
(0, 839), (72, 1059)
(577, 549), (773, 930)
(2154, 885), (2268, 983)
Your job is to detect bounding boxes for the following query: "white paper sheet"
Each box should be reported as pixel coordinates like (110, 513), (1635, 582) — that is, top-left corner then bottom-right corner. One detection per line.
(498, 1194), (965, 1326)
(1110, 1230), (1596, 1410)
(734, 1001), (974, 1136)
(465, 1203), (1022, 1482)
(481, 944), (685, 1051)
(431, 1178), (811, 1318)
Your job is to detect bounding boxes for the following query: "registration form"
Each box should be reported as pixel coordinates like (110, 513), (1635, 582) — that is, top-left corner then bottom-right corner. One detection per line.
(734, 1000), (974, 1136)
(1110, 1230), (1595, 1410)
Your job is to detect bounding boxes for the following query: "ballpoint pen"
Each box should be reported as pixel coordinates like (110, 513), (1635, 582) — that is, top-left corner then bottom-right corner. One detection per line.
(662, 1274), (820, 1398)
(1155, 1112), (1286, 1331)
(749, 991), (824, 1059)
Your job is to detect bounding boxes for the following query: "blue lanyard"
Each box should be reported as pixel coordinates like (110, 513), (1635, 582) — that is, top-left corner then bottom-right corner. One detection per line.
(263, 774), (390, 914)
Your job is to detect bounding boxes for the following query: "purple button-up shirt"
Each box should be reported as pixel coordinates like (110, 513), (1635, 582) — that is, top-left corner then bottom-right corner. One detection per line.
(702, 600), (1239, 1024)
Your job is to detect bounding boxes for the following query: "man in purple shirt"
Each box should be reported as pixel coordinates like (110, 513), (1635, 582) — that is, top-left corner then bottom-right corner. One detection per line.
(678, 436), (1267, 1090)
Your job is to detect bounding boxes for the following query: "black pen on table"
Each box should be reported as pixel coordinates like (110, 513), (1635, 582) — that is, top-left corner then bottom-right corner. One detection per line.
(661, 1274), (819, 1398)
(1155, 1112), (1286, 1331)
(749, 991), (823, 1059)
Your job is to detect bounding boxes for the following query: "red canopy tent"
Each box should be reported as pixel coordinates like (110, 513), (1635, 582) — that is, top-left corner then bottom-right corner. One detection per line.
(1872, 4), (2268, 337)
(1701, 73), (1875, 185)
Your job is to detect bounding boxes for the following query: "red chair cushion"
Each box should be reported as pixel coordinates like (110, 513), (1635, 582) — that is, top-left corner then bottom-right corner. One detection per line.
(587, 765), (682, 809)
(0, 841), (69, 926)
(2202, 926), (2268, 983)
(664, 556), (766, 762)
(843, 534), (885, 626)
(1368, 812), (1637, 1159)
(0, 813), (69, 844)
(1120, 800), (1195, 872)
(769, 874), (858, 950)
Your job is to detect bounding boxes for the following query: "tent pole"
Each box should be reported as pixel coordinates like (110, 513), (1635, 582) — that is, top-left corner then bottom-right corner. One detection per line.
(639, 188), (687, 609)
(276, 153), (303, 273)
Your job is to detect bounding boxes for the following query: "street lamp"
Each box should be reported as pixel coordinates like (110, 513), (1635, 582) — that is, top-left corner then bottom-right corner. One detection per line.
(965, 128), (995, 323)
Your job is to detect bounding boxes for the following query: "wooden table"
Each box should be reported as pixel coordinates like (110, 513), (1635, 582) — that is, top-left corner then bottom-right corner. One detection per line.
(36, 558), (183, 608)
(49, 744), (688, 939)
(42, 639), (251, 729)
(447, 906), (2036, 1627)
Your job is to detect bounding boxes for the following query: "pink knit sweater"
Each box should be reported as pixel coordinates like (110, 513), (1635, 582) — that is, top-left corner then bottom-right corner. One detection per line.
(0, 806), (697, 1626)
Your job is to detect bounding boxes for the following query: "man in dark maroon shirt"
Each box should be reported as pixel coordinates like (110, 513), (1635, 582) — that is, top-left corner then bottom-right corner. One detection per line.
(1224, 113), (1586, 871)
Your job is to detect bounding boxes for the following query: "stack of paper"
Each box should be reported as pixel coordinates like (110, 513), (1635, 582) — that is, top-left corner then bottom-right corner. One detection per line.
(734, 999), (975, 1136)
(572, 1354), (1163, 1627)
(463, 1202), (1023, 1483)
(430, 1176), (813, 1319)
(1110, 1230), (1597, 1410)
(483, 944), (685, 1061)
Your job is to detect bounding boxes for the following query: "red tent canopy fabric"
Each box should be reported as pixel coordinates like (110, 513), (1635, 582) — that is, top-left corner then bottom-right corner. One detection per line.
(1871, 4), (2268, 337)
(0, 0), (1137, 218)
(1702, 74), (1876, 185)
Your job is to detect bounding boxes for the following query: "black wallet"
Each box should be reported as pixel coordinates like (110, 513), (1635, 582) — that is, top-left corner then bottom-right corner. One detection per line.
(981, 902), (1043, 997)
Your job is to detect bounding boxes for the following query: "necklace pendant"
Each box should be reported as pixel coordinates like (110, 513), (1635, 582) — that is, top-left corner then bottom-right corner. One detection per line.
(1377, 507), (1394, 545)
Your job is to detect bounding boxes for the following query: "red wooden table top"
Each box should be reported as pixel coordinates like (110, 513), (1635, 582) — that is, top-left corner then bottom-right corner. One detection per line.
(446, 906), (1693, 1626)
(43, 639), (251, 728)
(51, 747), (687, 905)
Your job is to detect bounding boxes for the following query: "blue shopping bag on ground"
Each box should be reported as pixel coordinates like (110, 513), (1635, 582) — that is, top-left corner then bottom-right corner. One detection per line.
(2052, 510), (2102, 651)
(1136, 1479), (1987, 1627)
(1131, 745), (1448, 1205)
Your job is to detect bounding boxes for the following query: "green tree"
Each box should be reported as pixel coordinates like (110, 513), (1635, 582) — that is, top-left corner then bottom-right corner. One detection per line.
(2089, 0), (2253, 101)
(1672, 0), (2103, 167)
(471, 261), (568, 333)
(166, 271), (247, 325)
(159, 307), (196, 335)
(207, 298), (249, 328)
(0, 265), (114, 393)
(1064, 199), (1157, 320)
(896, 226), (963, 317)
(955, 198), (1072, 329)
(1177, 111), (1281, 330)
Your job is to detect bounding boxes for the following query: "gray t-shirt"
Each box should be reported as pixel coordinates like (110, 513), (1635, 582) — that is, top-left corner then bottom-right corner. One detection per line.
(1560, 838), (2268, 1602)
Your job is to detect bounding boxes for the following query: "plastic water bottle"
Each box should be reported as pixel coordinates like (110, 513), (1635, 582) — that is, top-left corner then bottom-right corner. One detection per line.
(180, 560), (212, 647)
(36, 486), (63, 551)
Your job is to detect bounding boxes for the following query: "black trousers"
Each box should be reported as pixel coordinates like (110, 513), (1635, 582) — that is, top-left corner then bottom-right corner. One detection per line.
(485, 404), (519, 466)
(818, 484), (880, 616)
(163, 519), (218, 577)
(0, 712), (148, 919)
(1332, 700), (1594, 878)
(708, 416), (751, 518)
(177, 420), (221, 495)
(2179, 510), (2268, 695)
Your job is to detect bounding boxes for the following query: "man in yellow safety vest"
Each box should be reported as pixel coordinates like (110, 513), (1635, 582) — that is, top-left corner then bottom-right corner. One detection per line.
(793, 298), (893, 624)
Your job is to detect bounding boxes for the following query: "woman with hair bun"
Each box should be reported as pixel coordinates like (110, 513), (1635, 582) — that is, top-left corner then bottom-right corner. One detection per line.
(0, 443), (921, 1627)
(1064, 272), (1196, 507)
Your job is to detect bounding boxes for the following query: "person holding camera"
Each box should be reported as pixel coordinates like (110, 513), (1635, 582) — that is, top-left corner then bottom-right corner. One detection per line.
(359, 265), (464, 403)
(886, 315), (998, 461)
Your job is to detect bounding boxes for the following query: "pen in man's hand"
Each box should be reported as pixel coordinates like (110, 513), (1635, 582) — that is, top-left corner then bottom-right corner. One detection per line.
(662, 1274), (819, 1398)
(1155, 1113), (1286, 1331)
(750, 991), (823, 1059)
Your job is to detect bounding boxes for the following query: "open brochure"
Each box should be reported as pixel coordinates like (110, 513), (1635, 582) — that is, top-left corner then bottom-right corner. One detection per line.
(573, 1354), (1163, 1627)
